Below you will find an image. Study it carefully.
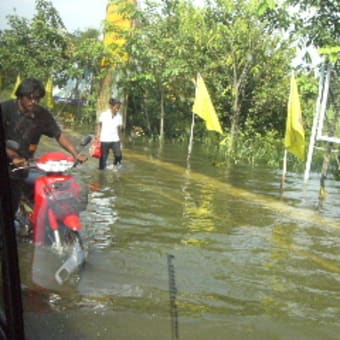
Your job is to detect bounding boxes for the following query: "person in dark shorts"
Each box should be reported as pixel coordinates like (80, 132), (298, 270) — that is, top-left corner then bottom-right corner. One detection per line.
(97, 98), (123, 170)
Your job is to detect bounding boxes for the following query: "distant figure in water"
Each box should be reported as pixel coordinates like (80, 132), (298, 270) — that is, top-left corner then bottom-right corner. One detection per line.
(97, 98), (123, 170)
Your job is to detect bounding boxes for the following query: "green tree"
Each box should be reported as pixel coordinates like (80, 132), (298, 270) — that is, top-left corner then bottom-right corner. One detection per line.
(95, 0), (136, 123)
(287, 0), (338, 48)
(201, 0), (294, 155)
(0, 0), (323, 169)
(66, 29), (105, 102)
(0, 0), (69, 86)
(121, 0), (206, 139)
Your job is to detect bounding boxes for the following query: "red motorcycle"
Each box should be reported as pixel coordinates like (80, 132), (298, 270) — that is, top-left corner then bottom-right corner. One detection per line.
(9, 136), (91, 287)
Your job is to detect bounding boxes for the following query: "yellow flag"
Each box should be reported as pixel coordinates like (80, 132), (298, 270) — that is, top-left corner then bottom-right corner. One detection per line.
(45, 77), (55, 109)
(192, 73), (223, 134)
(284, 74), (305, 160)
(10, 74), (21, 98)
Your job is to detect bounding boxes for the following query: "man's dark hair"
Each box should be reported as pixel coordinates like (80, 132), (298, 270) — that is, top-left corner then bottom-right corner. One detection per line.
(15, 78), (46, 99)
(109, 98), (121, 106)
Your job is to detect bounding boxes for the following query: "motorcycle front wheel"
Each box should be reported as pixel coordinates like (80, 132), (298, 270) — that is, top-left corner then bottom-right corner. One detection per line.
(47, 225), (87, 285)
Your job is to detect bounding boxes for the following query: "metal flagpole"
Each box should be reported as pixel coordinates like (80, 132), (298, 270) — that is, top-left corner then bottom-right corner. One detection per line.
(187, 112), (195, 162)
(316, 64), (331, 142)
(304, 63), (325, 182)
(280, 149), (288, 193)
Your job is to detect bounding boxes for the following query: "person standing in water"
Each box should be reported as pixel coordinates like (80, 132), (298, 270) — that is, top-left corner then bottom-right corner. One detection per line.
(97, 98), (123, 170)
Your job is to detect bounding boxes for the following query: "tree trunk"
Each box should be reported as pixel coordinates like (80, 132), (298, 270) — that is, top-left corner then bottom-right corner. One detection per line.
(96, 69), (114, 118)
(229, 65), (241, 156)
(143, 98), (152, 135)
(229, 57), (252, 156)
(230, 93), (240, 155)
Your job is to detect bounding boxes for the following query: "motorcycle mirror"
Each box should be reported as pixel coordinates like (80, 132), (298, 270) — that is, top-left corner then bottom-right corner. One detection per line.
(6, 140), (20, 151)
(80, 135), (93, 147)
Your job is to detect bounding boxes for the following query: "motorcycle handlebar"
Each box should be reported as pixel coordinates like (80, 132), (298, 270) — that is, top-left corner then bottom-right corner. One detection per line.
(8, 134), (93, 173)
(10, 158), (81, 174)
(9, 160), (37, 173)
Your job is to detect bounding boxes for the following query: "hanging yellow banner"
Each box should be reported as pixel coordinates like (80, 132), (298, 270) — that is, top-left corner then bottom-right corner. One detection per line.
(192, 73), (223, 134)
(101, 1), (134, 67)
(45, 77), (55, 109)
(11, 74), (21, 98)
(284, 74), (305, 160)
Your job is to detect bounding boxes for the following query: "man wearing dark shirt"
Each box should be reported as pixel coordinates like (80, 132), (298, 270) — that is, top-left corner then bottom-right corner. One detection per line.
(0, 78), (87, 213)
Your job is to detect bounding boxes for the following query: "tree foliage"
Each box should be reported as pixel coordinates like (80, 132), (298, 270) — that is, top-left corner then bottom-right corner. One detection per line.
(285, 0), (339, 63)
(1, 0), (336, 168)
(0, 0), (107, 123)
(117, 0), (294, 154)
(0, 0), (68, 85)
(65, 29), (105, 105)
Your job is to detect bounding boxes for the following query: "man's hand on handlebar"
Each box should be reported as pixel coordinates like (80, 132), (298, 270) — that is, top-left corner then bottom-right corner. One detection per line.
(6, 147), (28, 167)
(12, 157), (28, 167)
(76, 153), (88, 164)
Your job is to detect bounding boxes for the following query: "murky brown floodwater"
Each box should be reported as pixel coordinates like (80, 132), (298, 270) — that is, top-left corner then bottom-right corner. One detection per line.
(14, 140), (340, 339)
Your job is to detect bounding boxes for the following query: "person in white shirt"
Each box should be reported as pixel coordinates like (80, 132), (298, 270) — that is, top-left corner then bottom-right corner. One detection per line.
(97, 98), (123, 170)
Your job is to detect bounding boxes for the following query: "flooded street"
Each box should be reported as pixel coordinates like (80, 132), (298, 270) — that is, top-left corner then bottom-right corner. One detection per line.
(18, 141), (340, 339)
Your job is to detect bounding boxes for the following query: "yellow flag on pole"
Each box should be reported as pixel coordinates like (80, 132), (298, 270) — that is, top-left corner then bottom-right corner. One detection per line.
(10, 74), (21, 98)
(45, 77), (55, 109)
(284, 74), (305, 160)
(192, 73), (223, 134)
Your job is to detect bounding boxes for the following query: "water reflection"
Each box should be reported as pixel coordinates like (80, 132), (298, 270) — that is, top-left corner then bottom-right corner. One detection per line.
(16, 143), (340, 339)
(182, 166), (218, 247)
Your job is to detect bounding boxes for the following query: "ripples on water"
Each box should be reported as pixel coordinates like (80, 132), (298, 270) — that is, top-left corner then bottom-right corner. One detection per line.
(20, 144), (340, 339)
